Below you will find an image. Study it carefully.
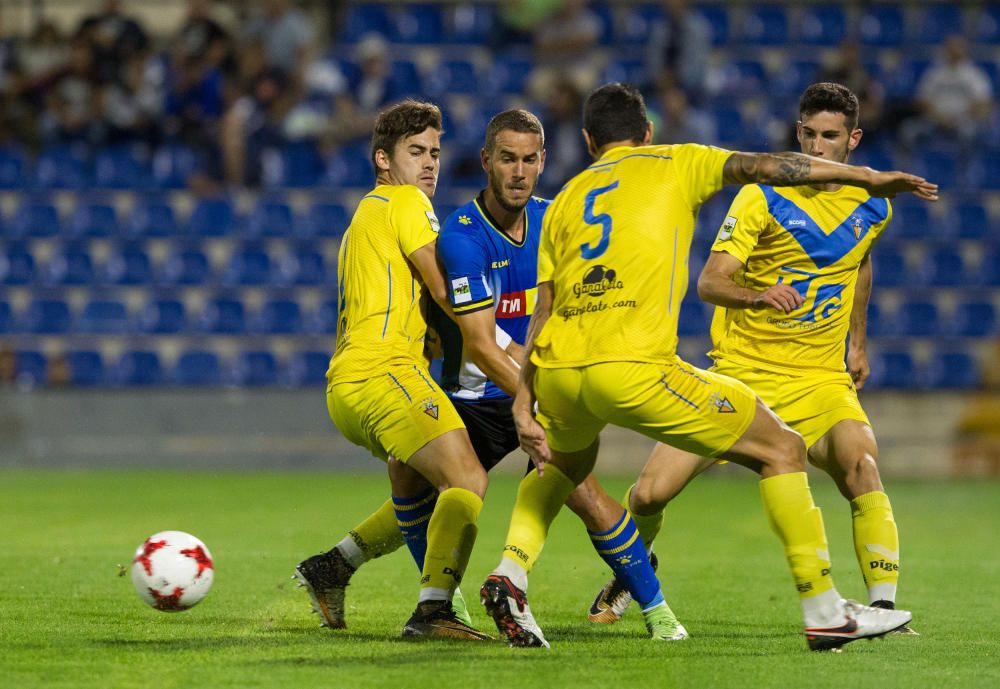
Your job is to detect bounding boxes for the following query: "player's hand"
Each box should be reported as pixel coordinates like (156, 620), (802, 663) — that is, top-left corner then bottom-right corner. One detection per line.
(751, 283), (804, 313)
(847, 347), (870, 390)
(513, 402), (551, 473)
(863, 170), (939, 202)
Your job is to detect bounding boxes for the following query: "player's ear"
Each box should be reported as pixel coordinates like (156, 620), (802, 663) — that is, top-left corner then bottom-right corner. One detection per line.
(795, 121), (804, 146)
(480, 147), (489, 173)
(642, 120), (653, 145)
(373, 147), (392, 173)
(538, 148), (546, 174)
(582, 128), (597, 157)
(848, 127), (863, 151)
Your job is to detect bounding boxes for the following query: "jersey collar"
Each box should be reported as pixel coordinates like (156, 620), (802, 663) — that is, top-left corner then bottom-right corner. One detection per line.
(473, 190), (528, 248)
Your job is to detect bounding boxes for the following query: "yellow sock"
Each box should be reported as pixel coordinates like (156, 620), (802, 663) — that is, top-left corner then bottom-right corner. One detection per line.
(851, 490), (900, 603)
(624, 484), (664, 548)
(759, 472), (835, 600)
(421, 488), (483, 594)
(349, 498), (405, 561)
(501, 465), (576, 572)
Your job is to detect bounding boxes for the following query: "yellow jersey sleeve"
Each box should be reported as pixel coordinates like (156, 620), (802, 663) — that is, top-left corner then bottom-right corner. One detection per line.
(710, 184), (770, 263)
(390, 185), (440, 257)
(672, 144), (734, 209)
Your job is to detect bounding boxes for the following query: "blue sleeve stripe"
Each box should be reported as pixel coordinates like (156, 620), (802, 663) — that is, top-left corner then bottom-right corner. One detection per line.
(363, 194), (390, 203)
(381, 263), (392, 339)
(587, 153), (673, 171)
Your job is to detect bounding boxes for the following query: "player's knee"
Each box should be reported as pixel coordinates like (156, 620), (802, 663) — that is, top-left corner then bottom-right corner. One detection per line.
(763, 427), (807, 474)
(844, 452), (883, 496)
(441, 459), (488, 498)
(629, 478), (670, 516)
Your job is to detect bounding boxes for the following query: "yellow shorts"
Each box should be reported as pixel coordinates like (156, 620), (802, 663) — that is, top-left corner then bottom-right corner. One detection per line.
(326, 362), (465, 462)
(712, 360), (870, 449)
(534, 357), (757, 457)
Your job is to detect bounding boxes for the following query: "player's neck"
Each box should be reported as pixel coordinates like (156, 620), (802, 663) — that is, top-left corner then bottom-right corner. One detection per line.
(810, 182), (844, 193)
(593, 139), (641, 159)
(481, 189), (526, 242)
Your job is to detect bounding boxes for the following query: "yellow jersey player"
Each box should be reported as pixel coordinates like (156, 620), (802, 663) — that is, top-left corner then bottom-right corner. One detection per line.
(589, 82), (917, 635)
(478, 83), (937, 650)
(293, 100), (490, 641)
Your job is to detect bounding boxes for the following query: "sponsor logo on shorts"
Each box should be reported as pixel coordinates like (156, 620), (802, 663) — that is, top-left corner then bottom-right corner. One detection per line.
(503, 544), (530, 562)
(573, 264), (623, 298)
(422, 398), (439, 420)
(710, 392), (736, 413)
(451, 277), (472, 304)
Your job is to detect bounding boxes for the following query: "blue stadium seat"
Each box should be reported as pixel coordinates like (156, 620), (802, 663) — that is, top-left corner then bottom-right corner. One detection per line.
(772, 60), (820, 98)
(35, 146), (89, 189)
(21, 299), (71, 334)
(152, 145), (199, 189)
(913, 150), (958, 192)
(450, 3), (496, 44)
(885, 59), (931, 100)
(2, 244), (36, 285)
(949, 301), (998, 337)
(200, 297), (246, 334)
(696, 5), (730, 45)
(872, 247), (909, 287)
(233, 351), (279, 386)
(256, 299), (303, 334)
(67, 203), (119, 239)
(590, 3), (615, 44)
(104, 246), (153, 285)
(620, 4), (663, 44)
(275, 248), (325, 286)
(115, 350), (163, 386)
(281, 140), (324, 188)
(78, 299), (129, 334)
(286, 350), (330, 386)
(488, 57), (533, 96)
(67, 350), (104, 386)
(977, 248), (1000, 286)
(711, 105), (745, 145)
(951, 200), (990, 240)
(728, 59), (767, 95)
(339, 4), (396, 42)
(0, 146), (28, 189)
(245, 200), (294, 238)
(924, 351), (979, 389)
(923, 247), (969, 287)
(396, 4), (444, 44)
(46, 247), (95, 285)
(601, 59), (648, 91)
(94, 147), (150, 189)
(303, 201), (350, 237)
(11, 199), (60, 238)
(428, 60), (479, 96)
(866, 300), (890, 337)
(896, 300), (940, 337)
(799, 5), (847, 45)
(15, 351), (47, 387)
(324, 143), (373, 188)
(849, 146), (896, 175)
(126, 199), (178, 238)
(677, 300), (710, 337)
(186, 197), (235, 237)
(173, 350), (222, 386)
(893, 202), (934, 241)
(139, 299), (187, 334)
(917, 5), (964, 44)
(389, 59), (423, 98)
(871, 350), (918, 389)
(0, 301), (12, 333)
(741, 5), (788, 45)
(223, 246), (272, 286)
(976, 5), (1000, 43)
(161, 249), (211, 286)
(309, 300), (340, 334)
(859, 4), (906, 47)
(971, 150), (1000, 190)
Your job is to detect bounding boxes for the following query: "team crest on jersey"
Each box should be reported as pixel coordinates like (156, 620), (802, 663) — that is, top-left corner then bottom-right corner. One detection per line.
(425, 210), (440, 233)
(573, 265), (624, 298)
(451, 277), (472, 304)
(421, 398), (439, 420)
(851, 215), (863, 239)
(710, 393), (736, 413)
(718, 215), (738, 241)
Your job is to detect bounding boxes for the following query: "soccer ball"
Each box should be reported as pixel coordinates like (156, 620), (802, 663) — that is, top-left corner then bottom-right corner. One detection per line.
(131, 531), (214, 611)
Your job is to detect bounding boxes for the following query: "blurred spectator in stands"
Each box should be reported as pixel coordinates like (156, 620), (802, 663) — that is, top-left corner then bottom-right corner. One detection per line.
(645, 0), (710, 102)
(40, 38), (102, 146)
(174, 0), (233, 75)
(77, 0), (149, 84)
(818, 41), (886, 143)
(47, 354), (71, 388)
(0, 347), (16, 388)
(539, 76), (588, 195)
(0, 15), (27, 145)
(222, 63), (294, 186)
(902, 35), (993, 151)
(529, 0), (603, 101)
(650, 81), (715, 145)
(492, 0), (561, 50)
(17, 21), (68, 101)
(103, 51), (164, 147)
(241, 0), (313, 92)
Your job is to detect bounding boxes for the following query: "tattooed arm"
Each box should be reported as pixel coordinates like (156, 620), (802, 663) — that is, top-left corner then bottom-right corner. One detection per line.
(722, 152), (939, 201)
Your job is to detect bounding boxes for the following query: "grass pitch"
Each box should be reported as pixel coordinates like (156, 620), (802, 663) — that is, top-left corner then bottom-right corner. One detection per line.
(2, 470), (998, 689)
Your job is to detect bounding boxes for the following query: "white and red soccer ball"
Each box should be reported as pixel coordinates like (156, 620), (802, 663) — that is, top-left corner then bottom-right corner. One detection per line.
(131, 531), (214, 611)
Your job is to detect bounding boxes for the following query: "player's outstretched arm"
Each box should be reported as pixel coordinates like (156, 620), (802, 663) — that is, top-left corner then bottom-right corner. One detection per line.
(722, 152), (939, 201)
(697, 250), (804, 313)
(513, 281), (553, 471)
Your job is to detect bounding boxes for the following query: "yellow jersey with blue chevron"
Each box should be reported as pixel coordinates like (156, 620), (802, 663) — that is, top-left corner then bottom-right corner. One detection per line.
(328, 184), (441, 383)
(533, 143), (734, 368)
(709, 183), (891, 374)
(438, 192), (550, 401)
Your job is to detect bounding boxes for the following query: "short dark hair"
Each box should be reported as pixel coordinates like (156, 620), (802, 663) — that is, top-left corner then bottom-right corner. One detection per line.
(484, 109), (545, 152)
(799, 82), (860, 130)
(583, 83), (648, 149)
(371, 99), (443, 169)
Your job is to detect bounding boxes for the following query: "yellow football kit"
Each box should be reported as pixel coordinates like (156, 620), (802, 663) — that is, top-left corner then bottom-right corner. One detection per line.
(326, 184), (464, 462)
(708, 183), (891, 446)
(532, 143), (755, 456)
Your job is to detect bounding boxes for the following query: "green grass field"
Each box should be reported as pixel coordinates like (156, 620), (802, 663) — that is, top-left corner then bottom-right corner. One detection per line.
(2, 470), (998, 689)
